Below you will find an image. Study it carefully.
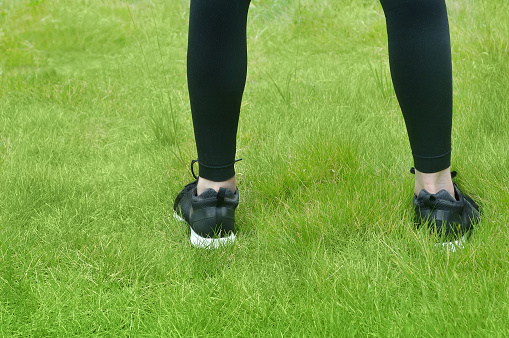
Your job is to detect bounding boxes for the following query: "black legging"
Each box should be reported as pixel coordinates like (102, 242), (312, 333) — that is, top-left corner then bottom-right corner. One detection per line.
(187, 0), (453, 181)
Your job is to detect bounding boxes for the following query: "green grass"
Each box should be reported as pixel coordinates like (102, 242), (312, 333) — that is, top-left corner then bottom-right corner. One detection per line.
(1, 0), (508, 336)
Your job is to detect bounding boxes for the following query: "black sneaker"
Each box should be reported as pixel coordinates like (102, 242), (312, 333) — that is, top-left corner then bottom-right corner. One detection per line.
(411, 168), (480, 249)
(173, 167), (239, 248)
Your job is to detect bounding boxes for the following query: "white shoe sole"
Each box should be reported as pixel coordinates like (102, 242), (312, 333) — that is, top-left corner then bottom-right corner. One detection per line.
(173, 211), (236, 249)
(435, 235), (466, 253)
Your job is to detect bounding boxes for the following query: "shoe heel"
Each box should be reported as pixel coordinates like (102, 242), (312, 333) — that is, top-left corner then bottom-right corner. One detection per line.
(189, 227), (235, 249)
(173, 211), (185, 222)
(435, 234), (467, 253)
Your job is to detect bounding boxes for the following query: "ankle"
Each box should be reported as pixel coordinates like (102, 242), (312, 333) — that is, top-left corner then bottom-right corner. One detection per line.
(197, 176), (237, 195)
(414, 167), (455, 199)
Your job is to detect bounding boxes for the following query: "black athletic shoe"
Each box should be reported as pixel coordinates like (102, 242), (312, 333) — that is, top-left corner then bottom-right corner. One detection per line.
(411, 168), (480, 248)
(173, 177), (238, 249)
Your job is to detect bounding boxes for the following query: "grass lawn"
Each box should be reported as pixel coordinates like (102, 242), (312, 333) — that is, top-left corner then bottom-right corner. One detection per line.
(1, 0), (508, 335)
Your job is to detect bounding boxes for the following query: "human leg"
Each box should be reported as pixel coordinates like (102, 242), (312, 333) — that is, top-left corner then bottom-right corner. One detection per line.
(380, 0), (455, 198)
(380, 0), (479, 239)
(174, 0), (251, 247)
(187, 0), (251, 194)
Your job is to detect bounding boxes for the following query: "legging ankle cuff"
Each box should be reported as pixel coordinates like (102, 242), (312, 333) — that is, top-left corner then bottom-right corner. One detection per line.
(198, 160), (238, 182)
(413, 150), (451, 173)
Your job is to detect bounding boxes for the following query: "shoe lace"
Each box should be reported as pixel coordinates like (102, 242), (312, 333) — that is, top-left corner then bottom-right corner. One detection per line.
(191, 159), (199, 180)
(190, 158), (242, 180)
(410, 167), (457, 179)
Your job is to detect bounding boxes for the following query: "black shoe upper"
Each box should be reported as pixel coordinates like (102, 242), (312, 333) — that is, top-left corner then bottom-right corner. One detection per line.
(174, 181), (239, 238)
(413, 182), (480, 239)
(173, 180), (198, 223)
